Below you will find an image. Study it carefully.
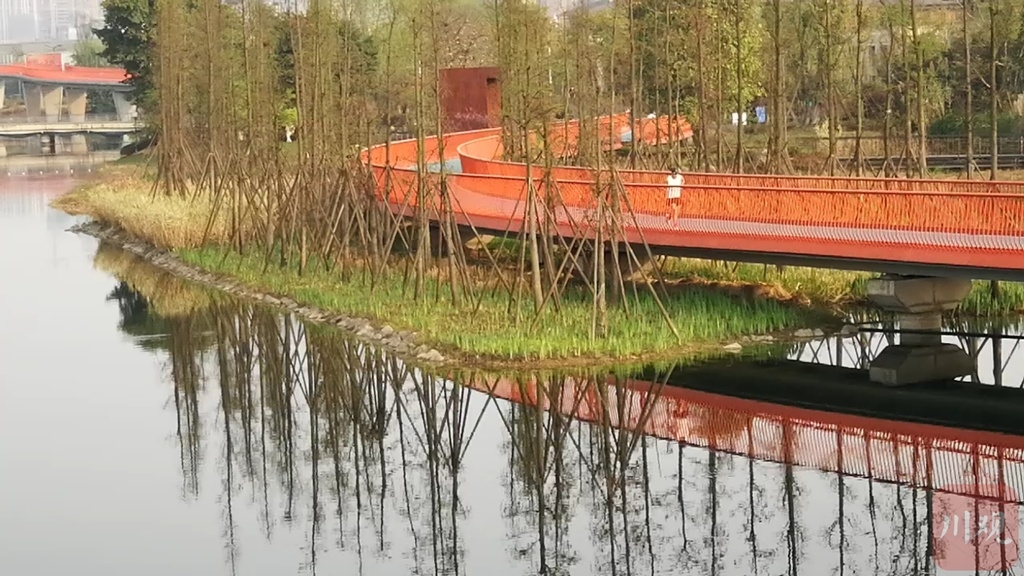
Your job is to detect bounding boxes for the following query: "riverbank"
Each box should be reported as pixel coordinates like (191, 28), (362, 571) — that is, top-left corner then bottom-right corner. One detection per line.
(52, 160), (1024, 367)
(53, 163), (842, 367)
(71, 218), (825, 368)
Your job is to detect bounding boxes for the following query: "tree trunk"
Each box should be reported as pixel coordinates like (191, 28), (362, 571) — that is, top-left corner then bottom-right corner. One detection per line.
(911, 0), (928, 176)
(883, 15), (896, 176)
(734, 0), (744, 173)
(964, 0), (974, 178)
(769, 0), (784, 173)
(824, 0), (837, 176)
(900, 2), (914, 177)
(715, 9), (724, 171)
(990, 0), (999, 180)
(855, 0), (865, 176)
(696, 0), (711, 171)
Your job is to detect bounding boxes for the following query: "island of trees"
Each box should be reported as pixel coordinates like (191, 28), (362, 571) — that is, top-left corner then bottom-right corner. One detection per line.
(53, 0), (1024, 364)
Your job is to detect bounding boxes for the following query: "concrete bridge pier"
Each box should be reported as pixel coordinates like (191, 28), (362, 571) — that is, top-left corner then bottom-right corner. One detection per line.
(70, 134), (88, 155)
(23, 84), (63, 122)
(65, 88), (88, 123)
(112, 92), (134, 122)
(865, 275), (973, 386)
(41, 134), (57, 154)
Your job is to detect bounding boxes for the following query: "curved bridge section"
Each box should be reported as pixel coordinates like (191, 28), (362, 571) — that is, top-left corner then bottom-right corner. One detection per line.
(366, 115), (1024, 280)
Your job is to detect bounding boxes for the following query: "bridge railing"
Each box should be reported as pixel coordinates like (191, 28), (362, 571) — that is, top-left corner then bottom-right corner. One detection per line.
(453, 129), (1024, 195)
(373, 164), (1024, 244)
(0, 113), (131, 125)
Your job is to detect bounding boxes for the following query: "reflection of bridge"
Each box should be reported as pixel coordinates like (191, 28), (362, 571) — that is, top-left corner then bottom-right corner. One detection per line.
(105, 274), (1017, 573)
(0, 150), (121, 175)
(472, 368), (1024, 506)
(0, 63), (134, 124)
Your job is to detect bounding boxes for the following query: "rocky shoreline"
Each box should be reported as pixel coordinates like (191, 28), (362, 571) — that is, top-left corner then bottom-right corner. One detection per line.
(69, 221), (450, 365)
(69, 220), (853, 367)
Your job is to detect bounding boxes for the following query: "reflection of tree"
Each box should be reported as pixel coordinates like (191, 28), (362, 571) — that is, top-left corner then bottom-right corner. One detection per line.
(107, 281), (173, 351)
(495, 374), (584, 575)
(579, 376), (667, 576)
(170, 313), (204, 500)
(105, 249), (1015, 575)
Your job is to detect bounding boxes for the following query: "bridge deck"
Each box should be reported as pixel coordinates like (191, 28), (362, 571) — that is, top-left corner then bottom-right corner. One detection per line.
(369, 115), (1024, 280)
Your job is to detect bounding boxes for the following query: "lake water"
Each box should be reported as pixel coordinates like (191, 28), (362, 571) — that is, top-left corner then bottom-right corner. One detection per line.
(2, 164), (1022, 575)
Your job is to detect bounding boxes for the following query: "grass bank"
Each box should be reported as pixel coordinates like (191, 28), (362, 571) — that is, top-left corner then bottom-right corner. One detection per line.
(92, 241), (217, 318)
(54, 159), (1024, 363)
(178, 246), (829, 361)
(54, 163), (836, 363)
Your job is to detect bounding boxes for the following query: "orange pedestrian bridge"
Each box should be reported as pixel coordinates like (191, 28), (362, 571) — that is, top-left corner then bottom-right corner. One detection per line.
(365, 114), (1024, 282)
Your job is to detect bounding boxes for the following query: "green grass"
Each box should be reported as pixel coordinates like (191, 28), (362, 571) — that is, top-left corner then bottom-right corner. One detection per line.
(178, 247), (831, 361)
(959, 281), (1024, 317)
(662, 258), (864, 304)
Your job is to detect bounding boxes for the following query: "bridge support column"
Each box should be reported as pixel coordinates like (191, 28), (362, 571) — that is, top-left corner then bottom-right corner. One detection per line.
(65, 88), (88, 123)
(24, 84), (64, 122)
(865, 275), (973, 386)
(41, 134), (57, 154)
(426, 224), (480, 258)
(40, 86), (62, 123)
(23, 83), (42, 119)
(70, 134), (88, 155)
(112, 92), (134, 122)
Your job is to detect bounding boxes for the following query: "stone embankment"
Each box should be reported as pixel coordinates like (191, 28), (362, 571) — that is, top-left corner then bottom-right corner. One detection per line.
(70, 221), (450, 365)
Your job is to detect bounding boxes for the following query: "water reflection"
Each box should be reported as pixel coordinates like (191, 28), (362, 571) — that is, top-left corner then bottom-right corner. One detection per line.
(0, 148), (121, 177)
(102, 243), (1024, 575)
(789, 318), (1024, 388)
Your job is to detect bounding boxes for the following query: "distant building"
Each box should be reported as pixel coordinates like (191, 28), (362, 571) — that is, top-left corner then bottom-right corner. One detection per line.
(0, 0), (103, 44)
(0, 1), (36, 43)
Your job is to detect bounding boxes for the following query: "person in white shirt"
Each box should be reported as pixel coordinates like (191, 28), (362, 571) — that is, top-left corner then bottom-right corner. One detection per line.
(666, 167), (684, 225)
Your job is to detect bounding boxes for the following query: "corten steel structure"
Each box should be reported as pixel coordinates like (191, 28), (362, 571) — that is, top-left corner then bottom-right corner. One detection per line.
(439, 67), (501, 132)
(0, 62), (133, 123)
